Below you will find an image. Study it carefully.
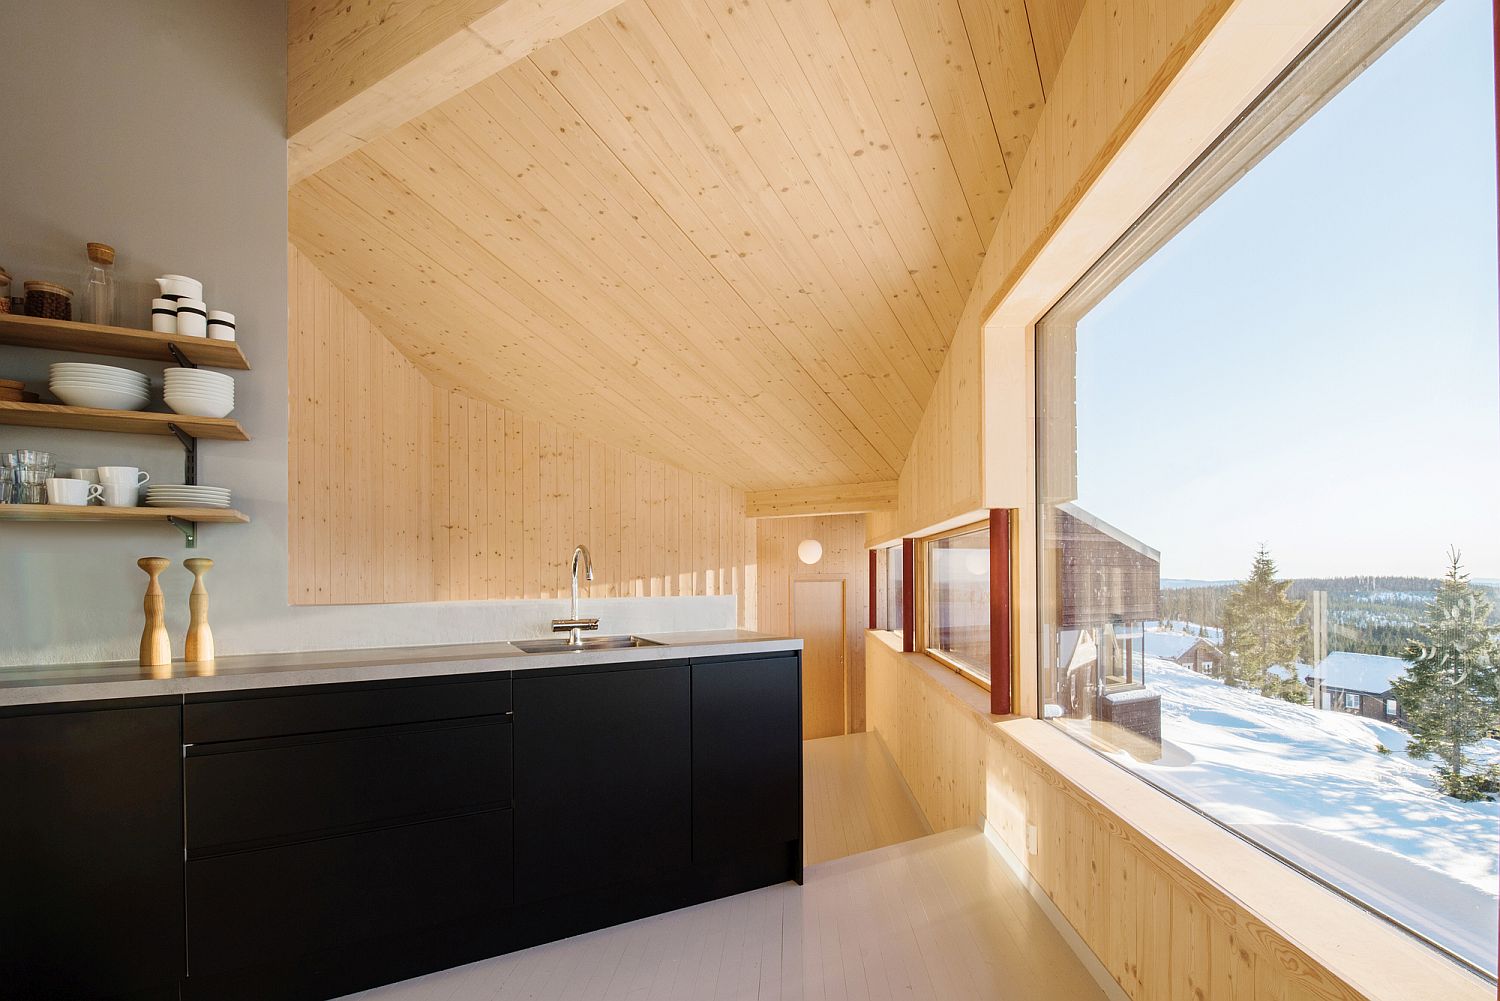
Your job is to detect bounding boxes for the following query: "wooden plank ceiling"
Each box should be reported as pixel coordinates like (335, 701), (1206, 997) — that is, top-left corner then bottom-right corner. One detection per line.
(289, 0), (1083, 492)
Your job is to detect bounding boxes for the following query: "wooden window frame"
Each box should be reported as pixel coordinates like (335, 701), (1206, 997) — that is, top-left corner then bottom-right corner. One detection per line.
(914, 512), (1015, 715)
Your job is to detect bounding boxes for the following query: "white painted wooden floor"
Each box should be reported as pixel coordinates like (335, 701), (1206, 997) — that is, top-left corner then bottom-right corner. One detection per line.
(342, 735), (1108, 1001)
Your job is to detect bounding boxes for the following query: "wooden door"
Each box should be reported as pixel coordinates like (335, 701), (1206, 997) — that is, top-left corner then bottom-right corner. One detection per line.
(793, 578), (846, 739)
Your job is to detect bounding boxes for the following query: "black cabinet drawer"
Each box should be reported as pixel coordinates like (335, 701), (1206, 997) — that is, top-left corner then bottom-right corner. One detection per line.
(186, 808), (512, 978)
(692, 654), (802, 861)
(186, 716), (512, 854)
(184, 673), (510, 743)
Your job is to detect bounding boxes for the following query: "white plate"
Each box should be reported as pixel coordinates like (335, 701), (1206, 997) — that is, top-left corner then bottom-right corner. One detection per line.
(145, 498), (230, 509)
(147, 489), (231, 498)
(148, 489), (231, 498)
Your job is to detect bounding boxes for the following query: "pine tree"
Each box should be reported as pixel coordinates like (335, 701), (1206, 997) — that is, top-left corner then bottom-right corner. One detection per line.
(1390, 551), (1500, 801)
(1222, 546), (1308, 702)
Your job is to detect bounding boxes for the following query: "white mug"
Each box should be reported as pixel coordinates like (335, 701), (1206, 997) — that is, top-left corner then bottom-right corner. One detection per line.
(175, 299), (208, 338)
(97, 482), (140, 508)
(68, 468), (99, 484)
(46, 478), (103, 506)
(97, 466), (149, 487)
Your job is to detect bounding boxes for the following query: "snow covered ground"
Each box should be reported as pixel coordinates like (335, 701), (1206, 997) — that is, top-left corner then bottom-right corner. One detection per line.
(1101, 655), (1499, 975)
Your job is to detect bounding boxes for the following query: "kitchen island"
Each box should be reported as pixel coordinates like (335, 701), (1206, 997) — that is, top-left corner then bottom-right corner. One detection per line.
(0, 631), (803, 1001)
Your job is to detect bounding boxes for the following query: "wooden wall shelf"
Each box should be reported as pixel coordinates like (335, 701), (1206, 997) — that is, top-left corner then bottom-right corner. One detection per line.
(0, 402), (249, 441)
(0, 314), (249, 369)
(0, 503), (248, 546)
(0, 505), (248, 525)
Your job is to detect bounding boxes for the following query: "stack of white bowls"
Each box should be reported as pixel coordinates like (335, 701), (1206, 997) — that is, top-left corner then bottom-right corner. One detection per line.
(163, 368), (234, 418)
(145, 484), (232, 509)
(49, 363), (150, 411)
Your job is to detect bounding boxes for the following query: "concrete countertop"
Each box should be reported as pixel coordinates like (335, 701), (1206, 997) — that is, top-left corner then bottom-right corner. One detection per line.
(0, 630), (802, 708)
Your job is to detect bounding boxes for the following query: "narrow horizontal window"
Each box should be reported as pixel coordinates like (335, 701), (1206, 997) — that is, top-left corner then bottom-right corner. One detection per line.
(923, 524), (991, 686)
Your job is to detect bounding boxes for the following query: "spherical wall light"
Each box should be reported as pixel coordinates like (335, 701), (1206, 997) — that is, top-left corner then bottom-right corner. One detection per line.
(797, 539), (823, 565)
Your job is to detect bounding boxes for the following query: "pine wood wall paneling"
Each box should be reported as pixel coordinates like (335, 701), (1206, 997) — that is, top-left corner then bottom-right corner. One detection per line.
(756, 515), (870, 733)
(288, 244), (754, 610)
(896, 312), (984, 533)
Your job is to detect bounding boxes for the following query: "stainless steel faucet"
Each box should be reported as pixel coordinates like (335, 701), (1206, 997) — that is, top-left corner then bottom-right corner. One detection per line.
(551, 545), (599, 646)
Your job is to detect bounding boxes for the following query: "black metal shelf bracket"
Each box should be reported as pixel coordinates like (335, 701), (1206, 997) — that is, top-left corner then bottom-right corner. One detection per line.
(166, 343), (198, 369)
(166, 423), (197, 486)
(166, 516), (198, 549)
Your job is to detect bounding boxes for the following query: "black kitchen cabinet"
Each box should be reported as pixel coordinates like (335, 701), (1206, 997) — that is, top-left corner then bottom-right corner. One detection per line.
(513, 660), (692, 904)
(692, 653), (803, 870)
(0, 699), (183, 1001)
(8, 646), (801, 1001)
(180, 674), (513, 1001)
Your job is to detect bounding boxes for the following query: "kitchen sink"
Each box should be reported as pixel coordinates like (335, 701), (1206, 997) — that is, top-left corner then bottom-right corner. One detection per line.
(510, 635), (666, 654)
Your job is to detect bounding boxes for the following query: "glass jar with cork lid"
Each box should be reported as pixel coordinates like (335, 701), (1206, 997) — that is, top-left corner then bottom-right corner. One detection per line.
(79, 242), (116, 325)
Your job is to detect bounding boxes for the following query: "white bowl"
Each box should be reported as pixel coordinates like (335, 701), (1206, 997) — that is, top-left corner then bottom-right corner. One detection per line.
(51, 361), (147, 375)
(50, 376), (153, 391)
(49, 375), (150, 390)
(164, 382), (233, 398)
(163, 368), (233, 385)
(163, 395), (233, 419)
(51, 384), (151, 410)
(163, 391), (234, 405)
(161, 382), (232, 394)
(50, 366), (148, 385)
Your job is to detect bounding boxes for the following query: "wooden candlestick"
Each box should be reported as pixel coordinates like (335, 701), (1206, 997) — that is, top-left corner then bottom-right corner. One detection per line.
(137, 557), (171, 669)
(184, 558), (215, 663)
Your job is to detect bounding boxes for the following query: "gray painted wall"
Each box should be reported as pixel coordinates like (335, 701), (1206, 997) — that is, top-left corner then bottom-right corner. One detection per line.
(0, 0), (734, 667)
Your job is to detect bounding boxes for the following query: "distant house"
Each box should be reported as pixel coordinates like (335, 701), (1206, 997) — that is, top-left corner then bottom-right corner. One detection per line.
(1143, 631), (1224, 675)
(1043, 504), (1163, 760)
(1308, 652), (1408, 724)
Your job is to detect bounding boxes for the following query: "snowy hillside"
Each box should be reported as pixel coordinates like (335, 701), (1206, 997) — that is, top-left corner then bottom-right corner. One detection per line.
(1108, 657), (1499, 974)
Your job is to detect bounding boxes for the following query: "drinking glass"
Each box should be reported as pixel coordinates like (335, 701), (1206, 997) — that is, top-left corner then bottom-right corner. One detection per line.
(8, 450), (55, 504)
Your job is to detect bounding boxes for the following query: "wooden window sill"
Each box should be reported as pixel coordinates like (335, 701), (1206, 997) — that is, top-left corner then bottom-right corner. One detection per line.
(994, 717), (1492, 1001)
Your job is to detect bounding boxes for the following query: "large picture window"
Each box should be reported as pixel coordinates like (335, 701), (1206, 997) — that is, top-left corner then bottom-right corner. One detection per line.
(1037, 0), (1498, 979)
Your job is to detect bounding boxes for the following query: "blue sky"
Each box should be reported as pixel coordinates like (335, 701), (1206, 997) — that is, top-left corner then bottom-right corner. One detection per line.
(1069, 0), (1498, 582)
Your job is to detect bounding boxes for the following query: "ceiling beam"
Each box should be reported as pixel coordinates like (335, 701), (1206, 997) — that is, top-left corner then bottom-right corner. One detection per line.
(746, 482), (898, 520)
(287, 0), (628, 185)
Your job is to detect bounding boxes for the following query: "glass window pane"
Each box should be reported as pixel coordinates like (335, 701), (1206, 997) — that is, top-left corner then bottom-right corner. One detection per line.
(926, 528), (990, 681)
(887, 546), (904, 634)
(1038, 0), (1497, 978)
